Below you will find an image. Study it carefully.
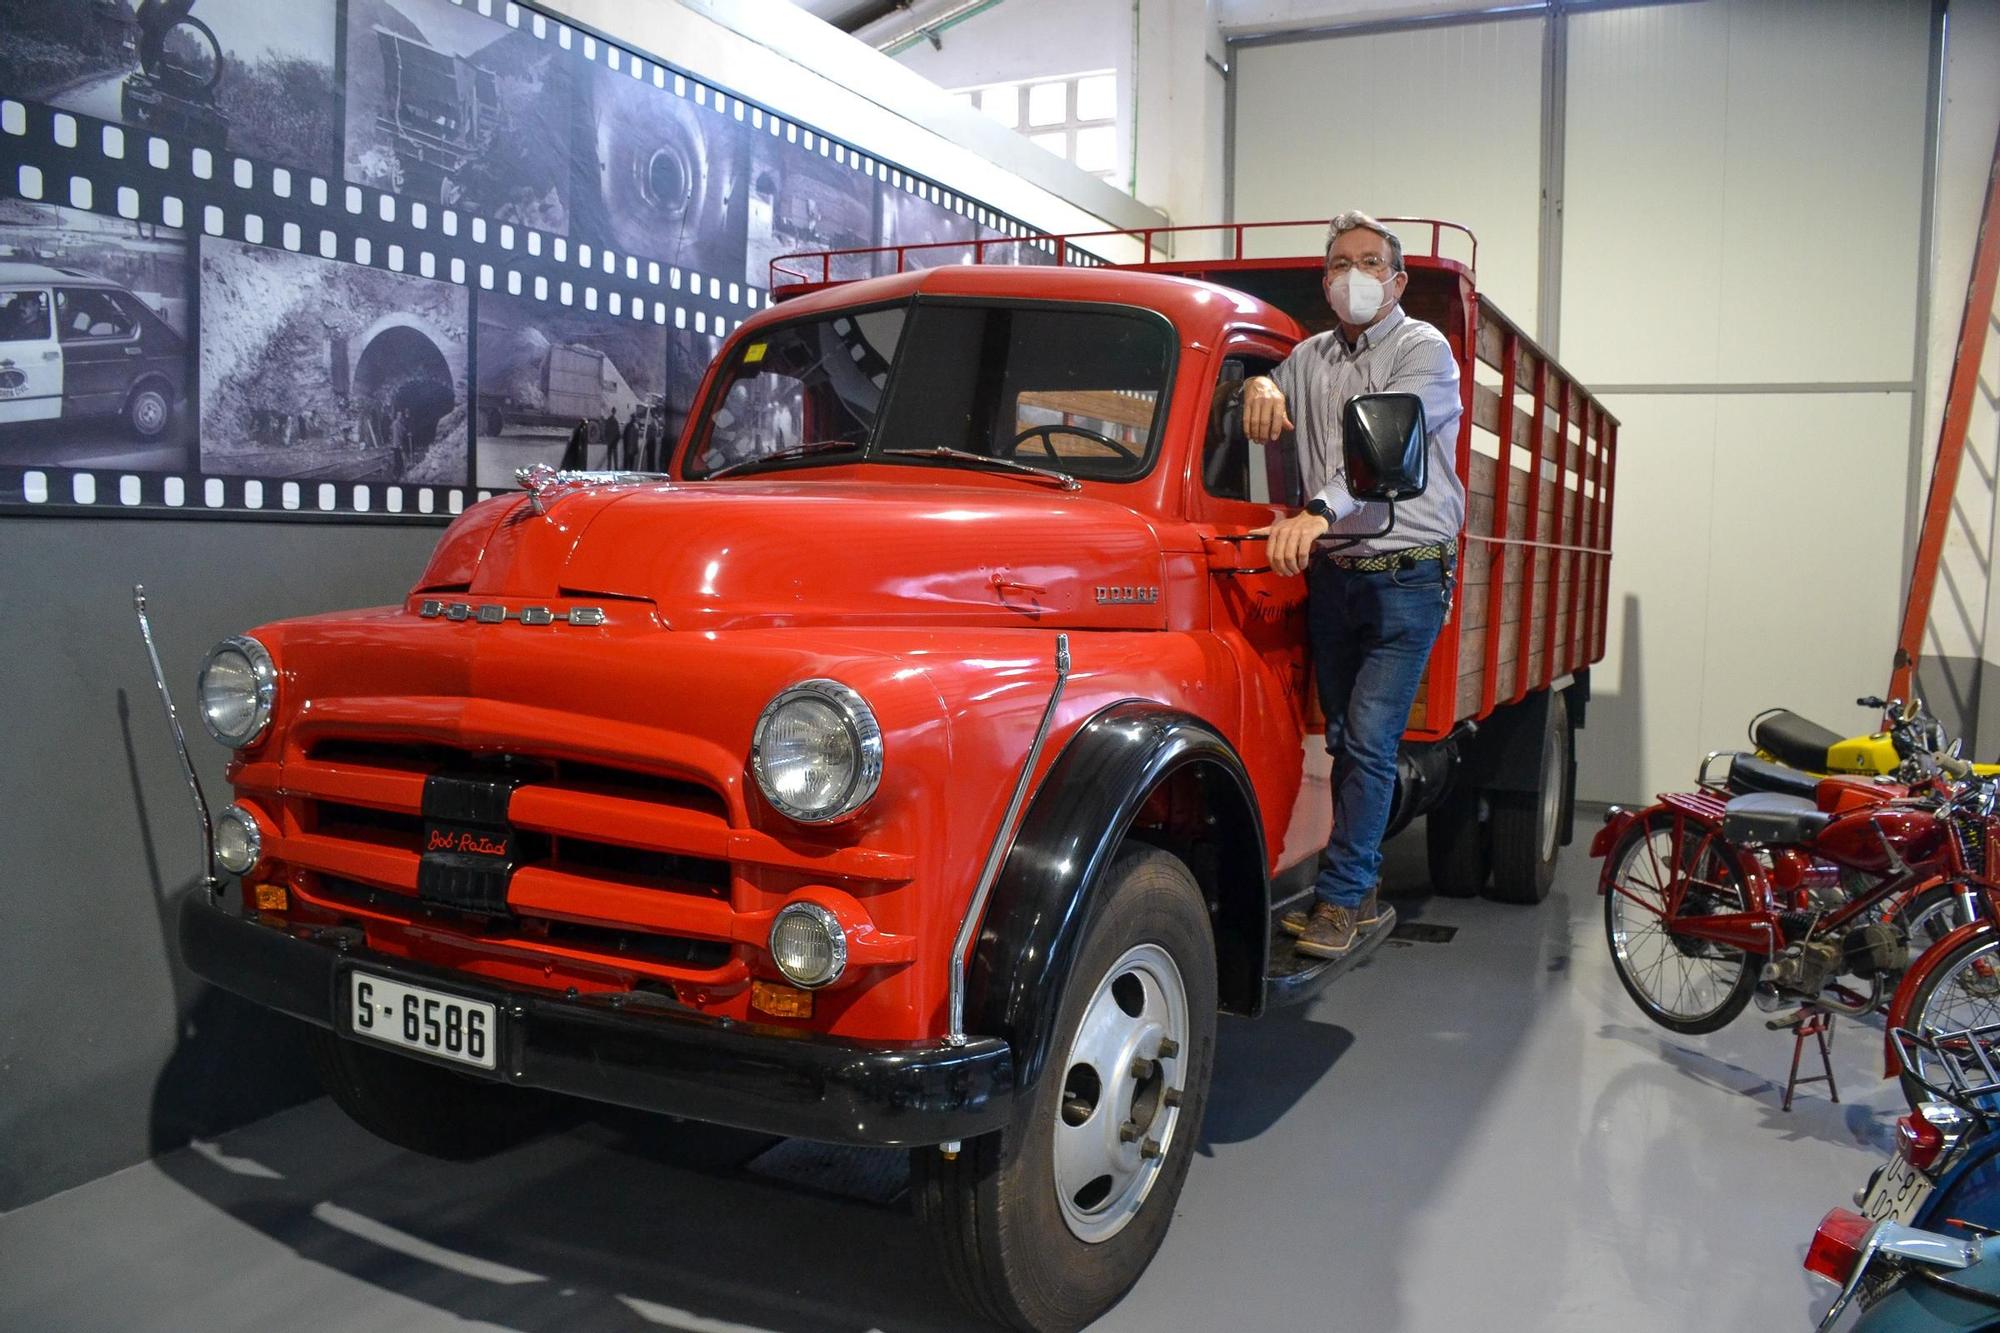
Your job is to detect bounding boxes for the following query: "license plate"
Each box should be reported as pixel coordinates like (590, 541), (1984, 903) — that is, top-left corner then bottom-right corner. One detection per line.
(348, 972), (497, 1070)
(1860, 1148), (1933, 1225)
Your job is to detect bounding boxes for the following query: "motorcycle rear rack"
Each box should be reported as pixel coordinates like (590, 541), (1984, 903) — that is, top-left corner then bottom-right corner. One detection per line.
(1892, 1022), (2000, 1117)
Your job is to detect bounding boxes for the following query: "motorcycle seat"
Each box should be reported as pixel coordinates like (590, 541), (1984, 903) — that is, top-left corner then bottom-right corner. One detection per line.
(1721, 792), (1832, 847)
(1750, 709), (1843, 773)
(1725, 754), (1822, 801)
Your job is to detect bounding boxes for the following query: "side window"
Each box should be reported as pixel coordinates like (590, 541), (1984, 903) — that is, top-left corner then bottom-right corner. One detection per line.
(1201, 354), (1300, 507)
(55, 288), (138, 342)
(0, 289), (51, 342)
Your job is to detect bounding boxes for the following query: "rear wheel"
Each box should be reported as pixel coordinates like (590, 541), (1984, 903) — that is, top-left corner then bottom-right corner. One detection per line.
(126, 382), (171, 439)
(911, 846), (1217, 1331)
(1425, 780), (1488, 897)
(1486, 698), (1572, 904)
(1602, 810), (1757, 1034)
(307, 1026), (561, 1159)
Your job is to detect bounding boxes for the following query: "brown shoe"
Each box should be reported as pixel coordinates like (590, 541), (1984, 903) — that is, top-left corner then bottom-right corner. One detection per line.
(1294, 902), (1359, 959)
(1282, 889), (1387, 937)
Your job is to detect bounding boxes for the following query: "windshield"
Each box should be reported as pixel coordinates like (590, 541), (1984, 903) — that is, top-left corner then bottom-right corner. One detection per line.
(684, 298), (1173, 483)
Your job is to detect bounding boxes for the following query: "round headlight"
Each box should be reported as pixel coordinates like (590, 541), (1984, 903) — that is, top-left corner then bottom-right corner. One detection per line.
(214, 803), (263, 877)
(197, 636), (276, 747)
(769, 902), (847, 989)
(751, 679), (882, 823)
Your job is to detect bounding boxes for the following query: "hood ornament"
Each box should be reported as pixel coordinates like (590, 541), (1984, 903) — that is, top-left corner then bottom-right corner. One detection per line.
(515, 463), (670, 517)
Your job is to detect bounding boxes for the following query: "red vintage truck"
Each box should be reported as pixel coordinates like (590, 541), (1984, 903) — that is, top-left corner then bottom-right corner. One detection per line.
(153, 217), (1615, 1331)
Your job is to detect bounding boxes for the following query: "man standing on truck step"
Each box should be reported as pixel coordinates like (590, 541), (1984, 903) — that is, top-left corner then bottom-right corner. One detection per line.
(1245, 211), (1465, 960)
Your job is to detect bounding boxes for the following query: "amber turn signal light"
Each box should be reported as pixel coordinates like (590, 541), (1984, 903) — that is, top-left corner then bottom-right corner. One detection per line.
(252, 881), (289, 913)
(751, 979), (813, 1019)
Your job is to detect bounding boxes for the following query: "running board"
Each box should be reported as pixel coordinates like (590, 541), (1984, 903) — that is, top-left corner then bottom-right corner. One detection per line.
(1262, 907), (1397, 1010)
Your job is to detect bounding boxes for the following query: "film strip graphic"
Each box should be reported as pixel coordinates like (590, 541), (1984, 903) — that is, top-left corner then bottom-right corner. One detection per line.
(0, 0), (1095, 522)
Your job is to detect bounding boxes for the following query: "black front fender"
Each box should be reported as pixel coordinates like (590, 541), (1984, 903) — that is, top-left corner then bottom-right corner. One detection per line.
(963, 702), (1269, 1100)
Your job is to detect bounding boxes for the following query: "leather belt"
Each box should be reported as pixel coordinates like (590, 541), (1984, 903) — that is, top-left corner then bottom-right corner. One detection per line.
(1318, 541), (1455, 572)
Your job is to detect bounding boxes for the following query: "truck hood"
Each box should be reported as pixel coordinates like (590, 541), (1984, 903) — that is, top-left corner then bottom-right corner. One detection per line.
(425, 479), (1169, 630)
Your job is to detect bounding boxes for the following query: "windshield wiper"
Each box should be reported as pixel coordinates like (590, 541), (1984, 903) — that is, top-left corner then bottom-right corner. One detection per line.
(881, 447), (1081, 491)
(704, 439), (861, 480)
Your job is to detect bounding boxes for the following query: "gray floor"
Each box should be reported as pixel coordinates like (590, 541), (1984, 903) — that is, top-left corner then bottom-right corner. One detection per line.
(0, 827), (1897, 1332)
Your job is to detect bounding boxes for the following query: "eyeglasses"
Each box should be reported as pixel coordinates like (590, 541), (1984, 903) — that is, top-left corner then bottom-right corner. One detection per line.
(1326, 255), (1393, 276)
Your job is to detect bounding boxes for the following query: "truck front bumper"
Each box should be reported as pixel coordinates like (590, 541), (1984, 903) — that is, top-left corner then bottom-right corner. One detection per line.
(179, 892), (1016, 1147)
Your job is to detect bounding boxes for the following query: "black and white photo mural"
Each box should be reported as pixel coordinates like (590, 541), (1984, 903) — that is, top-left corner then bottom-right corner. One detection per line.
(0, 0), (1081, 520)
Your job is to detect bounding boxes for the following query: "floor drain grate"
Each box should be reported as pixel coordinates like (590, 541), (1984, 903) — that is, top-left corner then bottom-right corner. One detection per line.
(1390, 922), (1458, 945)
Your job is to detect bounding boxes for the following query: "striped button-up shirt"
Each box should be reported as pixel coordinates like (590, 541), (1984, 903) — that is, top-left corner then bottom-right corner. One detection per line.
(1271, 304), (1464, 554)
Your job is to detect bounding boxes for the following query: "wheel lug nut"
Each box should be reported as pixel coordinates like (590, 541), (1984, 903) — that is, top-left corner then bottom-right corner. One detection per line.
(1129, 1057), (1153, 1079)
(1164, 1087), (1183, 1108)
(1157, 1038), (1180, 1059)
(1141, 1138), (1163, 1160)
(1119, 1120), (1141, 1143)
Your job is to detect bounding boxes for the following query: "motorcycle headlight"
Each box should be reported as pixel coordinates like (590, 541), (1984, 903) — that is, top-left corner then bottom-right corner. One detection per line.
(751, 679), (882, 823)
(197, 635), (276, 747)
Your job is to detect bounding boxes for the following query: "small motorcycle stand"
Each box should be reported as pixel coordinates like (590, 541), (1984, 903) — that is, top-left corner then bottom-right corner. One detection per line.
(1767, 1006), (1838, 1112)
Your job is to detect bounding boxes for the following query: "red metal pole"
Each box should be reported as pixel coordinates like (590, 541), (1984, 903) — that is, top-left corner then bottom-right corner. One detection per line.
(1890, 124), (2000, 703)
(1539, 378), (1572, 687)
(1511, 360), (1548, 704)
(1596, 423), (1618, 661)
(1481, 328), (1517, 718)
(1562, 400), (1591, 673)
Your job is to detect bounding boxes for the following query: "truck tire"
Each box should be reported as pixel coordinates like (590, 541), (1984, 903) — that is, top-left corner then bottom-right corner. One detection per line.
(1425, 780), (1488, 898)
(911, 846), (1217, 1331)
(1485, 698), (1571, 905)
(307, 1027), (561, 1160)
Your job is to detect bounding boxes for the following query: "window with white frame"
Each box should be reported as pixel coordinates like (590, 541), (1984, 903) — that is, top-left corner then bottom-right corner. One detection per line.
(955, 70), (1120, 188)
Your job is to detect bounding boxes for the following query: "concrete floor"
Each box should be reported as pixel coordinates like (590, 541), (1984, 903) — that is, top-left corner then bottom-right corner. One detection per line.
(0, 827), (1902, 1332)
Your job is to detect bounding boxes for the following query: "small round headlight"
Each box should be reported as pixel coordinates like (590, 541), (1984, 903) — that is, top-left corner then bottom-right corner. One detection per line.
(197, 636), (276, 748)
(214, 804), (263, 876)
(768, 902), (847, 989)
(751, 679), (882, 823)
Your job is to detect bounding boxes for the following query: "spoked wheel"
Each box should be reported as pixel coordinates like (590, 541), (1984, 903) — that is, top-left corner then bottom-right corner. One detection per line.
(911, 847), (1216, 1331)
(1603, 810), (1758, 1034)
(1898, 930), (2000, 1109)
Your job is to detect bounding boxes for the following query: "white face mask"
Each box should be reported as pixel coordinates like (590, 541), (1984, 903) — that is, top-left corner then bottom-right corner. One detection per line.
(1326, 270), (1390, 325)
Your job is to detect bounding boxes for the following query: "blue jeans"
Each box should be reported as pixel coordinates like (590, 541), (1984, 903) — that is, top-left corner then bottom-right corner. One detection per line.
(1308, 555), (1451, 908)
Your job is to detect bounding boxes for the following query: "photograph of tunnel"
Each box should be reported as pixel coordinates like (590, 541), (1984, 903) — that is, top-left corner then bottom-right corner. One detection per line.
(197, 237), (469, 485)
(745, 132), (879, 290)
(0, 0), (340, 178)
(573, 67), (752, 283)
(473, 288), (669, 489)
(344, 0), (573, 233)
(880, 186), (980, 270)
(0, 200), (194, 473)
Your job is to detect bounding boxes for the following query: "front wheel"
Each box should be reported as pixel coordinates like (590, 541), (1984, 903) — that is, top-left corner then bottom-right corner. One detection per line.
(911, 846), (1217, 1331)
(1898, 929), (2000, 1110)
(1603, 810), (1757, 1034)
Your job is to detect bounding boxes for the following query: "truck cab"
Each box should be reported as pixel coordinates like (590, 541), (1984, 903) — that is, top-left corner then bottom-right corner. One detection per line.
(166, 220), (1612, 1332)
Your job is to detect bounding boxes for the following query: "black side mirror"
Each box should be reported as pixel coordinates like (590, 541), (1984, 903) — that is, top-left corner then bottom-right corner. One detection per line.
(1342, 392), (1428, 502)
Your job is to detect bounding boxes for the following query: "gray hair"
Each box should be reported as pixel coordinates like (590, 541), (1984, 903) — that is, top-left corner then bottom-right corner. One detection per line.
(1324, 211), (1404, 273)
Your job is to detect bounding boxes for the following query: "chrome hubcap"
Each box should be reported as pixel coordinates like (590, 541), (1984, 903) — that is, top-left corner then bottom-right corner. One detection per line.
(133, 391), (167, 434)
(1052, 943), (1190, 1243)
(1539, 715), (1564, 863)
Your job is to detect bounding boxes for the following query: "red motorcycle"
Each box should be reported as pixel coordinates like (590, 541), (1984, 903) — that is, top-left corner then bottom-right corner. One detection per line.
(1593, 754), (2000, 1107)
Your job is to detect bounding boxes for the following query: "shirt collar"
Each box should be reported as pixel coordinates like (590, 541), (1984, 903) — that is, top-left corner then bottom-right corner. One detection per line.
(1333, 303), (1406, 356)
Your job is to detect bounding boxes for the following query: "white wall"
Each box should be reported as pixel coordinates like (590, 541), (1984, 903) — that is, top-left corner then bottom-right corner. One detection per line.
(1231, 0), (1944, 801)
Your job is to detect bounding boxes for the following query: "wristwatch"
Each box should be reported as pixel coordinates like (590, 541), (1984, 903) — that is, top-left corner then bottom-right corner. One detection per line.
(1304, 498), (1332, 522)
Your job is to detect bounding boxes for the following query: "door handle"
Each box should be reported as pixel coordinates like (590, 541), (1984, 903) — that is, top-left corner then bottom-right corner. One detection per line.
(124, 345), (143, 355)
(42, 350), (59, 361)
(1202, 533), (1271, 575)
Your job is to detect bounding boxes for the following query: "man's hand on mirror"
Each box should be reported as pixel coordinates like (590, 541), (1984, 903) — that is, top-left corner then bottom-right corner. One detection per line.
(1248, 509), (1330, 577)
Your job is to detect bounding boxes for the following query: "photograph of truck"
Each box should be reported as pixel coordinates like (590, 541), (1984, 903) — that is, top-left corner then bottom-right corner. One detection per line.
(344, 0), (573, 232)
(472, 287), (668, 487)
(198, 236), (469, 485)
(0, 0), (339, 178)
(0, 201), (191, 473)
